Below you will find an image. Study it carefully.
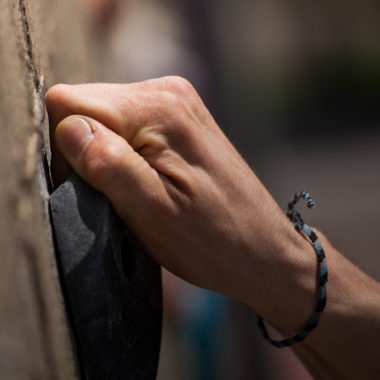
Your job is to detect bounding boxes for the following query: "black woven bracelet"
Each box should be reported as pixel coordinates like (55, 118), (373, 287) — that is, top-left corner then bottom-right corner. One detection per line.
(257, 190), (328, 348)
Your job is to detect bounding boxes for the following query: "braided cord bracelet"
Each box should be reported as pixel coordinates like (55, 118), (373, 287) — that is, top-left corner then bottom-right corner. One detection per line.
(257, 191), (328, 348)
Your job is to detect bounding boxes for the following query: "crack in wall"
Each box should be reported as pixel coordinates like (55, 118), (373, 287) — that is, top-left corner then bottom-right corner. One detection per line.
(17, 0), (53, 190)
(17, 0), (42, 95)
(16, 4), (82, 379)
(15, 1), (60, 378)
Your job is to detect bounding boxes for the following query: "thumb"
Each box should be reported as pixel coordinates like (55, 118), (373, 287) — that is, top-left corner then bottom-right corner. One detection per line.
(54, 115), (160, 221)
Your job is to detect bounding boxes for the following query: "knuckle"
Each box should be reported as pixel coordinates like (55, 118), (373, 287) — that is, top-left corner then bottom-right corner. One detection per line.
(156, 91), (189, 126)
(158, 90), (181, 110)
(157, 91), (191, 131)
(159, 75), (196, 97)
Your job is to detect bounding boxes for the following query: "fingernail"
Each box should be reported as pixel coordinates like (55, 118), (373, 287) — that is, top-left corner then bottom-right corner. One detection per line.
(56, 116), (94, 159)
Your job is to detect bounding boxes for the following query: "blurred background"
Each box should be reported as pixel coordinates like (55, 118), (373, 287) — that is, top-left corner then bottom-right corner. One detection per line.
(84, 0), (380, 378)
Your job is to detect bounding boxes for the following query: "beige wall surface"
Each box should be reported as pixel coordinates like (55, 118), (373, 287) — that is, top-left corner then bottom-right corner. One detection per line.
(0, 0), (92, 378)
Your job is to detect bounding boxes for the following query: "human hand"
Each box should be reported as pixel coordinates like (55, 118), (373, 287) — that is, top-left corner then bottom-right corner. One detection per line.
(46, 77), (315, 332)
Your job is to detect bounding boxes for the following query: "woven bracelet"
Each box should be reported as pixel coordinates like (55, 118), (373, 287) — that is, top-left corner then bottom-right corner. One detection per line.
(257, 191), (328, 348)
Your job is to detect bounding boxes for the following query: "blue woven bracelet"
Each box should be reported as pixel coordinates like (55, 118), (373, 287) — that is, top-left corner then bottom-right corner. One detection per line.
(257, 191), (328, 348)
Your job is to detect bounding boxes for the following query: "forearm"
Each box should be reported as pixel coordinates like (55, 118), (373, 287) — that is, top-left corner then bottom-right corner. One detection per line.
(303, 237), (380, 378)
(46, 79), (380, 379)
(258, 225), (380, 378)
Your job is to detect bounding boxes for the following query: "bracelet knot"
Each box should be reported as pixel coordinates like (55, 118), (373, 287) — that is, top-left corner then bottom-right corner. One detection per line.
(257, 190), (328, 348)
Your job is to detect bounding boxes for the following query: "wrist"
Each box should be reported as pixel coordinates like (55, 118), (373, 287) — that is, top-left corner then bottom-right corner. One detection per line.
(248, 218), (319, 335)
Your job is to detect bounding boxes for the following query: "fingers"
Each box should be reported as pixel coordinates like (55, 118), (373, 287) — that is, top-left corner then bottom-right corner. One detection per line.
(45, 77), (205, 138)
(46, 79), (167, 129)
(54, 115), (166, 221)
(46, 82), (158, 187)
(45, 77), (206, 187)
(46, 82), (148, 140)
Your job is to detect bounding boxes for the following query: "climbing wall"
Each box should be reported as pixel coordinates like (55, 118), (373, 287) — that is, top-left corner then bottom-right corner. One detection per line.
(0, 0), (91, 378)
(0, 2), (163, 378)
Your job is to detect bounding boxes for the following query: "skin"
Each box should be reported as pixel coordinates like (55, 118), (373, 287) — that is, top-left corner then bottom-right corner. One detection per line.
(46, 76), (380, 379)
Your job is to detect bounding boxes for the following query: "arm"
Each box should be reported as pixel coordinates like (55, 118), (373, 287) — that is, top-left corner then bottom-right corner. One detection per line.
(46, 77), (380, 379)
